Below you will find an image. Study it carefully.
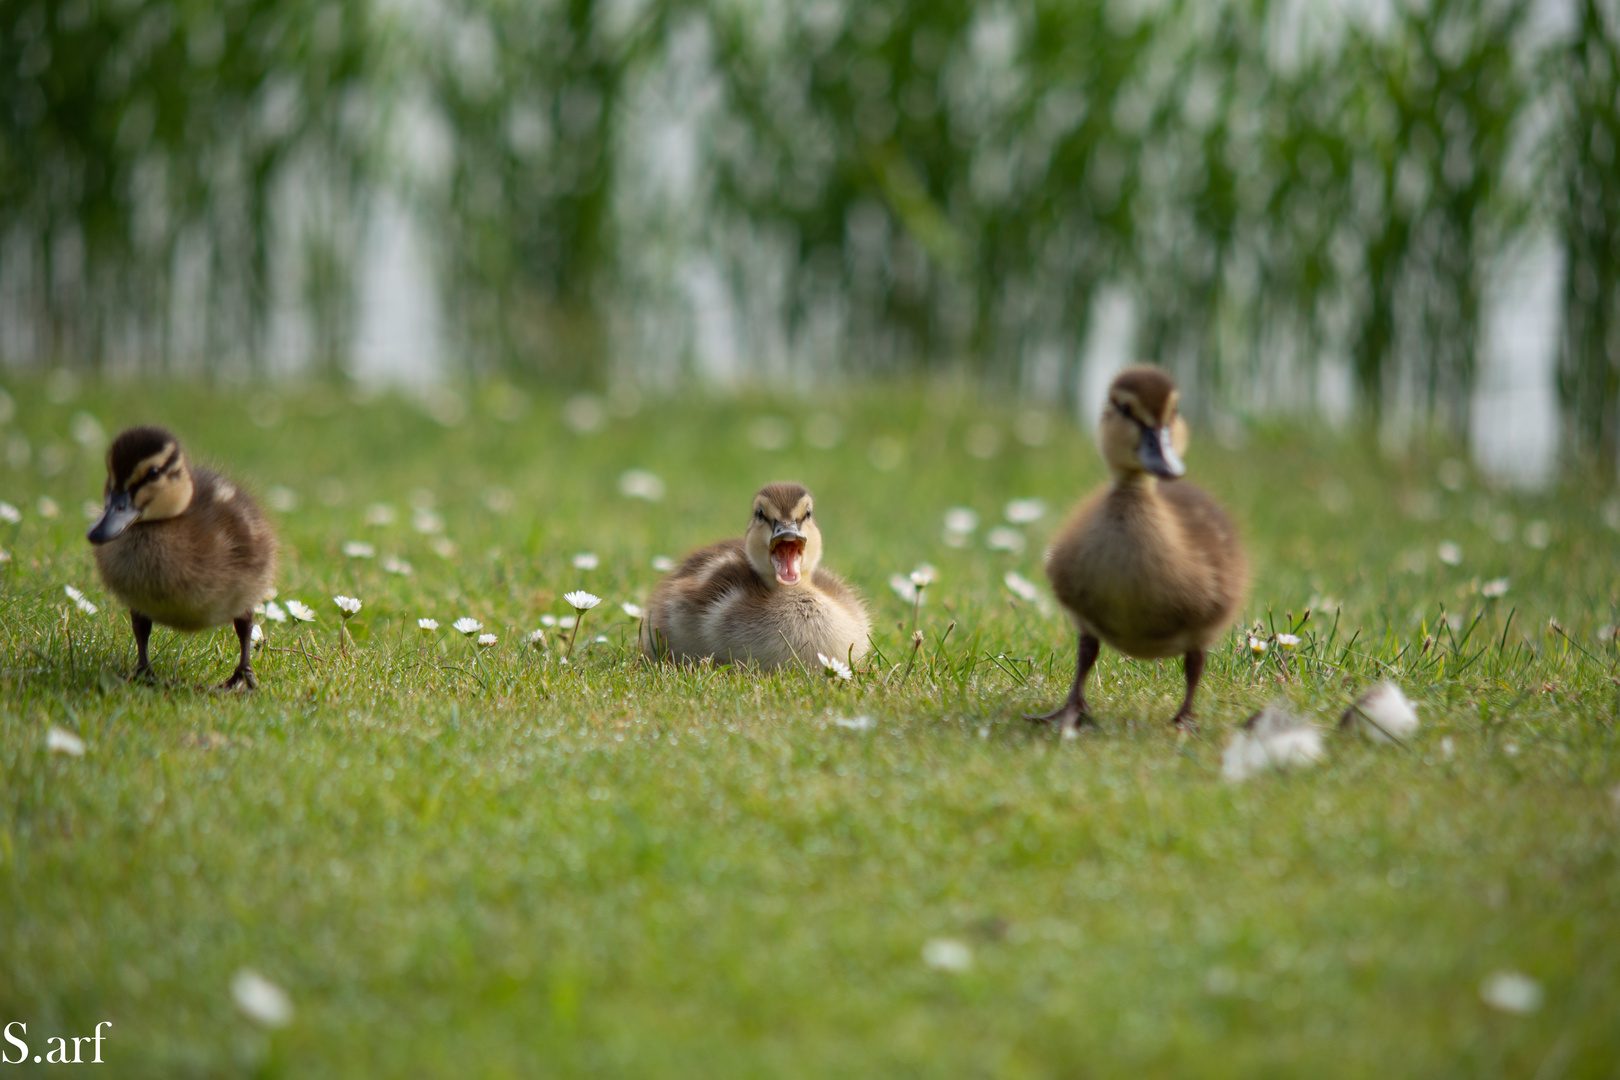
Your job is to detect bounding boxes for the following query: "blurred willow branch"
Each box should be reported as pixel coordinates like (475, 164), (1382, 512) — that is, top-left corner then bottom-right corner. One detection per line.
(2, 0), (1618, 475)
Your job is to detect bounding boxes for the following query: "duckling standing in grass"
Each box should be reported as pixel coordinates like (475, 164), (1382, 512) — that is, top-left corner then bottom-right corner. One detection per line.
(87, 426), (277, 689)
(1034, 367), (1248, 733)
(642, 483), (871, 670)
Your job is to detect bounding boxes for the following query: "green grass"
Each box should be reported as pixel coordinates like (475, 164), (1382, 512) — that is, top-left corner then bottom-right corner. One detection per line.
(1, 375), (1617, 1078)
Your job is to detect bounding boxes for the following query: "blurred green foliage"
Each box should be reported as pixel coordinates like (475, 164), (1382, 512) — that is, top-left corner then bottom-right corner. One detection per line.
(2, 0), (1619, 470)
(0, 0), (371, 369)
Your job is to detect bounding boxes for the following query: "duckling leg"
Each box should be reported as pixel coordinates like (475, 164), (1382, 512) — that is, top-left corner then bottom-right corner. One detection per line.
(218, 615), (258, 691)
(131, 611), (155, 683)
(1168, 649), (1205, 731)
(1027, 633), (1100, 732)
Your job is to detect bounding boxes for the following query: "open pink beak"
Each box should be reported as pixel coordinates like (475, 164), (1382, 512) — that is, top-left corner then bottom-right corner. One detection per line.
(769, 522), (806, 584)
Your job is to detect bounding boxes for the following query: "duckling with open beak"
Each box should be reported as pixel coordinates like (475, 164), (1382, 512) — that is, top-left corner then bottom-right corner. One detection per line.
(642, 482), (871, 669)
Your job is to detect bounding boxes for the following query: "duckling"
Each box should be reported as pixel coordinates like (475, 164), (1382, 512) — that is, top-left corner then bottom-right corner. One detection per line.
(87, 426), (278, 689)
(641, 482), (871, 670)
(1034, 367), (1247, 733)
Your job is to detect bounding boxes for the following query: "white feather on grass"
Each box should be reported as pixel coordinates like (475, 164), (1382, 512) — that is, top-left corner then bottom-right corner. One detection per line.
(1222, 703), (1325, 783)
(1339, 681), (1419, 744)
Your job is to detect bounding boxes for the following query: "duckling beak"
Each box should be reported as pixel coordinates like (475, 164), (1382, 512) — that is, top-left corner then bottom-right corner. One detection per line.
(768, 520), (806, 585)
(87, 490), (139, 544)
(1137, 425), (1186, 479)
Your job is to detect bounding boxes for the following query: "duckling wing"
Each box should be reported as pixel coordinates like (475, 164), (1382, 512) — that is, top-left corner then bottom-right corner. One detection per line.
(1159, 481), (1248, 615)
(644, 539), (766, 662)
(98, 467), (277, 631)
(1047, 481), (1246, 657)
(809, 567), (873, 662)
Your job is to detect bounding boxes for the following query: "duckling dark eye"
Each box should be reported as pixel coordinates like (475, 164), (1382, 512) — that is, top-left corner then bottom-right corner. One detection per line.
(148, 467), (161, 480)
(754, 508), (766, 522)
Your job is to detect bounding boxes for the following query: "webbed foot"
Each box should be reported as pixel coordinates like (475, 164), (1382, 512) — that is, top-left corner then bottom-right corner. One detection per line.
(217, 666), (259, 692)
(1025, 701), (1097, 735)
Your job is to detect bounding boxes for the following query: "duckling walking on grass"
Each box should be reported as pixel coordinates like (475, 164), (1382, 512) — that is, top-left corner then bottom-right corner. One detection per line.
(87, 426), (277, 689)
(642, 483), (871, 670)
(1034, 367), (1247, 733)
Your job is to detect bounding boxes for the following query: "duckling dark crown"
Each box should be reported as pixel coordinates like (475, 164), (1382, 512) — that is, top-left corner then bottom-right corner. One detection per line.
(108, 426), (181, 488)
(754, 482), (811, 517)
(1110, 367), (1178, 422)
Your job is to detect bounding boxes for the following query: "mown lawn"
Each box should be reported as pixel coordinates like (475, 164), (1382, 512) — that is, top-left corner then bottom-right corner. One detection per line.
(1, 375), (1617, 1077)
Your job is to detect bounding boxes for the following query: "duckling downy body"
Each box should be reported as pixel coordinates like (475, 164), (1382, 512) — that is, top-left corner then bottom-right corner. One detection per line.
(1036, 367), (1247, 732)
(642, 483), (871, 669)
(88, 426), (277, 689)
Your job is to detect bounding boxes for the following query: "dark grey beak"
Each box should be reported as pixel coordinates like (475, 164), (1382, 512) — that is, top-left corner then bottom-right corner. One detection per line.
(1136, 425), (1186, 479)
(87, 490), (139, 544)
(770, 519), (805, 548)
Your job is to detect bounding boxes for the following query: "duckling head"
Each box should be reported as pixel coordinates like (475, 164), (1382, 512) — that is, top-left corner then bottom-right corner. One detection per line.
(744, 482), (822, 588)
(1098, 367), (1190, 483)
(87, 426), (195, 544)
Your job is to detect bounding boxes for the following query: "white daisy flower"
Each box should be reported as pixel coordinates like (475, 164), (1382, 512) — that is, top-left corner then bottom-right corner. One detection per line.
(47, 725), (86, 757)
(539, 614), (558, 627)
(64, 585), (98, 615)
(418, 618), (439, 632)
(285, 601), (316, 622)
(1222, 704), (1325, 783)
(572, 553), (599, 571)
(477, 633), (497, 648)
(985, 526), (1026, 553)
(618, 469), (666, 501)
(36, 496), (59, 519)
(921, 938), (973, 973)
(0, 501), (21, 525)
(1481, 577), (1509, 598)
(943, 507), (978, 534)
(652, 555), (677, 572)
(749, 416), (792, 450)
(334, 596), (362, 616)
(834, 714), (874, 731)
(1437, 541), (1463, 566)
(1248, 636), (1269, 657)
(364, 502), (397, 527)
(430, 537), (458, 559)
(889, 574), (921, 604)
(525, 628), (546, 648)
(1003, 571), (1041, 604)
(1276, 633), (1301, 650)
(817, 652), (853, 681)
(1524, 520), (1551, 549)
(342, 541), (375, 559)
(412, 510), (445, 535)
(231, 969), (293, 1028)
(1003, 497), (1046, 525)
(621, 602), (644, 618)
(382, 556), (413, 576)
(0, 547), (10, 563)
(453, 617), (483, 636)
(564, 591), (601, 611)
(909, 563), (937, 587)
(482, 485), (515, 513)
(1479, 971), (1542, 1015)
(262, 602), (287, 623)
(558, 615), (577, 629)
(251, 624), (264, 645)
